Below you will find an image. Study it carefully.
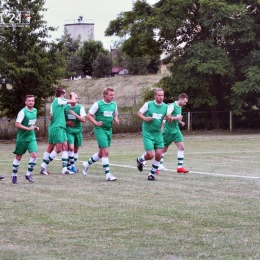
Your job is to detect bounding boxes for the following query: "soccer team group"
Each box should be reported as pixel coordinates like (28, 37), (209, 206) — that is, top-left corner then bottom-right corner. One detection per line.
(0, 87), (189, 184)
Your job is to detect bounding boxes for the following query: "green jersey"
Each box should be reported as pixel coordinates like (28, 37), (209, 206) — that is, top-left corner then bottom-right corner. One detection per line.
(141, 101), (168, 133)
(164, 101), (182, 134)
(64, 104), (86, 134)
(89, 100), (118, 130)
(49, 98), (68, 129)
(15, 107), (37, 142)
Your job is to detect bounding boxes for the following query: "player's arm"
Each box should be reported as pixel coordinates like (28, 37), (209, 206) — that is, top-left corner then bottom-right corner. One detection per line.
(113, 105), (119, 125)
(87, 102), (102, 126)
(87, 113), (102, 126)
(68, 109), (86, 122)
(137, 102), (153, 122)
(15, 111), (37, 131)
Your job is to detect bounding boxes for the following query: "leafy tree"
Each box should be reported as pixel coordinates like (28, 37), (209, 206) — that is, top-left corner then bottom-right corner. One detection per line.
(125, 56), (149, 75)
(92, 53), (112, 78)
(0, 0), (66, 118)
(59, 30), (83, 78)
(105, 0), (260, 114)
(77, 39), (108, 76)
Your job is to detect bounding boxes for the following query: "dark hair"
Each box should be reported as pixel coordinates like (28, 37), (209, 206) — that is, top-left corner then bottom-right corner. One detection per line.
(56, 87), (66, 97)
(178, 93), (189, 100)
(25, 95), (35, 101)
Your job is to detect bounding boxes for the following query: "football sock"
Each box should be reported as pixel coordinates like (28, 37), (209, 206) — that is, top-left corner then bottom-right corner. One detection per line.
(74, 152), (78, 164)
(12, 158), (20, 176)
(160, 153), (164, 165)
(102, 157), (110, 175)
(26, 157), (37, 175)
(61, 151), (68, 168)
(68, 151), (75, 168)
(177, 150), (184, 168)
(150, 160), (160, 175)
(138, 154), (146, 162)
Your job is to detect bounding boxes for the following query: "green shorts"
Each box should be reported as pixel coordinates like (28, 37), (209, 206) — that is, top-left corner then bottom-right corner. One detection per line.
(94, 127), (112, 148)
(13, 140), (38, 155)
(48, 127), (68, 144)
(163, 131), (183, 147)
(142, 131), (164, 151)
(67, 132), (82, 147)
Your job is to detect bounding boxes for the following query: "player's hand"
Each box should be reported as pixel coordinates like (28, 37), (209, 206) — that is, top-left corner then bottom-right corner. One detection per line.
(34, 126), (39, 131)
(69, 110), (76, 116)
(66, 121), (75, 127)
(114, 119), (119, 125)
(95, 121), (103, 126)
(145, 117), (153, 122)
(179, 121), (185, 127)
(28, 125), (35, 131)
(176, 115), (183, 121)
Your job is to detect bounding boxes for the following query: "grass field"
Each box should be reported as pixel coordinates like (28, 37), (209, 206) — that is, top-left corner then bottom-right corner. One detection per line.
(0, 133), (260, 260)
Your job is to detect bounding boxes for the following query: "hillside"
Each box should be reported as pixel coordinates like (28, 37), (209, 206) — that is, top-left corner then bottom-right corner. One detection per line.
(61, 74), (165, 109)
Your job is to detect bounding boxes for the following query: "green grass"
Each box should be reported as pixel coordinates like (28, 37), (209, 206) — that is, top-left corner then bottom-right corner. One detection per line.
(0, 133), (260, 260)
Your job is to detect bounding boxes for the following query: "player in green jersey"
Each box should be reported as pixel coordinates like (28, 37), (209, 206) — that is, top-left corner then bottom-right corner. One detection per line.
(136, 88), (168, 181)
(82, 87), (119, 181)
(64, 92), (87, 173)
(158, 93), (189, 174)
(40, 87), (77, 175)
(12, 95), (39, 184)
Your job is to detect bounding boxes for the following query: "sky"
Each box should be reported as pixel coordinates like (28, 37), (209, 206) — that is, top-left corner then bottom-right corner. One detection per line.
(43, 0), (158, 50)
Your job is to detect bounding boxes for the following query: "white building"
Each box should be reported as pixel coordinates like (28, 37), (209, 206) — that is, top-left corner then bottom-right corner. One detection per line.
(64, 16), (94, 42)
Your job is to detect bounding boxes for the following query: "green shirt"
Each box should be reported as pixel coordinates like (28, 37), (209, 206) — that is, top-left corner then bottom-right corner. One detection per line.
(142, 101), (168, 133)
(89, 100), (118, 130)
(49, 98), (68, 129)
(164, 101), (182, 134)
(64, 104), (86, 134)
(16, 107), (37, 142)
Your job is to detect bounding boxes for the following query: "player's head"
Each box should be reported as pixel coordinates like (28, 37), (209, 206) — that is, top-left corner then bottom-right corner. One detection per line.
(153, 88), (164, 104)
(56, 87), (66, 97)
(69, 92), (78, 105)
(178, 93), (189, 106)
(24, 95), (35, 109)
(103, 87), (115, 102)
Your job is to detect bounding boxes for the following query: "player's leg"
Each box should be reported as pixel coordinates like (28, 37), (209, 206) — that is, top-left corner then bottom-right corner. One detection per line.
(12, 141), (26, 184)
(175, 141), (189, 173)
(25, 140), (38, 183)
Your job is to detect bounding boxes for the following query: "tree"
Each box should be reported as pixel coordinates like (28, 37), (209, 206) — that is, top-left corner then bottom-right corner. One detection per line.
(92, 53), (112, 78)
(59, 30), (83, 78)
(0, 0), (66, 118)
(125, 56), (149, 75)
(105, 0), (260, 114)
(77, 39), (108, 76)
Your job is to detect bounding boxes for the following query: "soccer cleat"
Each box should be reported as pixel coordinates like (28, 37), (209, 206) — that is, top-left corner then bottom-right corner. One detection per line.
(40, 166), (49, 175)
(62, 167), (74, 174)
(82, 163), (89, 176)
(25, 174), (34, 183)
(12, 175), (18, 184)
(136, 158), (143, 172)
(106, 173), (117, 181)
(177, 167), (189, 173)
(70, 165), (78, 173)
(142, 161), (147, 167)
(0, 176), (4, 180)
(155, 169), (160, 175)
(158, 164), (167, 171)
(148, 174), (155, 181)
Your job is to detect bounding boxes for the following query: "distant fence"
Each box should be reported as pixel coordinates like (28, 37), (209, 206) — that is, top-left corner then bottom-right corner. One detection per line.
(0, 110), (259, 140)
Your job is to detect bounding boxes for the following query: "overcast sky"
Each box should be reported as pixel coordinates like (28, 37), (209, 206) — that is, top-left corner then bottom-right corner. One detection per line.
(43, 0), (157, 50)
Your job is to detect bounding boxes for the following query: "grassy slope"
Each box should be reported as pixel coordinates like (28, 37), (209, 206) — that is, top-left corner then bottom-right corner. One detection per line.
(61, 74), (165, 109)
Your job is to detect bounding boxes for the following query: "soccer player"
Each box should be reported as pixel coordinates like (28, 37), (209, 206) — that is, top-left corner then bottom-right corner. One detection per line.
(136, 88), (168, 181)
(158, 93), (189, 173)
(64, 92), (87, 173)
(40, 87), (76, 175)
(82, 87), (119, 181)
(11, 95), (39, 184)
